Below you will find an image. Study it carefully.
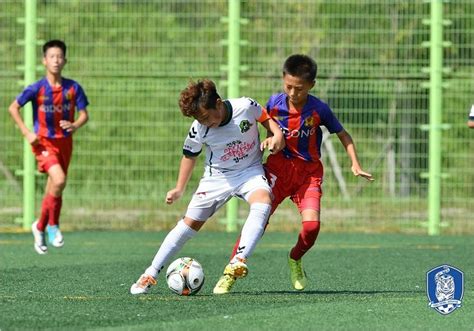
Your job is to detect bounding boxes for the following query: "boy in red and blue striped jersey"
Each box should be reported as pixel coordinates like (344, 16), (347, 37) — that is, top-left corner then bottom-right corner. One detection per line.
(8, 40), (89, 254)
(214, 54), (373, 294)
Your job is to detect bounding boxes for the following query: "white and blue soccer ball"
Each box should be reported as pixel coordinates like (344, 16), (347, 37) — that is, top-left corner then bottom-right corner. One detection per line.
(166, 257), (205, 296)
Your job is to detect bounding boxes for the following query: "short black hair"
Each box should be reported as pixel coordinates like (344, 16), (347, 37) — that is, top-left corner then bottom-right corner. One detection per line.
(43, 40), (66, 57)
(283, 54), (317, 82)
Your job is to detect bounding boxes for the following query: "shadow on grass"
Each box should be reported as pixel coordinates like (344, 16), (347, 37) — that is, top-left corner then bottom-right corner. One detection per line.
(236, 289), (424, 295)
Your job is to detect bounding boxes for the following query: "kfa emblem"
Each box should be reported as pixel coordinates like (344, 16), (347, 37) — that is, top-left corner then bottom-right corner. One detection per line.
(427, 264), (464, 315)
(239, 120), (252, 133)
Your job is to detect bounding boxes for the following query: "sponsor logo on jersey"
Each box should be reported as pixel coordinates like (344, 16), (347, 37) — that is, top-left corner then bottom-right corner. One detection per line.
(39, 103), (70, 113)
(281, 126), (317, 138)
(221, 140), (256, 163)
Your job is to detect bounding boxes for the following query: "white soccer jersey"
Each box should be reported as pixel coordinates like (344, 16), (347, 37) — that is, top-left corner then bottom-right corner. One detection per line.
(183, 97), (265, 177)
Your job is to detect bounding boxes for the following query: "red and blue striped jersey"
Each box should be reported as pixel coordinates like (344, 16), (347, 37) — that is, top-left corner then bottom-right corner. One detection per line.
(265, 93), (343, 162)
(16, 77), (89, 139)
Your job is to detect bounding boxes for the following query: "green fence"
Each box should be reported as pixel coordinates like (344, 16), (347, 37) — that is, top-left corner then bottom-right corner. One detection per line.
(1, 0), (472, 234)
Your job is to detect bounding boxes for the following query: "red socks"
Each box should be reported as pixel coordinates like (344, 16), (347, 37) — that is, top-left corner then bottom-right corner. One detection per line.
(37, 194), (62, 231)
(50, 195), (62, 227)
(229, 221), (320, 261)
(290, 220), (321, 260)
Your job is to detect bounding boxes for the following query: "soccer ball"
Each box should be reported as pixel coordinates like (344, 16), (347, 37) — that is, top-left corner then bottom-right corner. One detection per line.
(166, 257), (205, 296)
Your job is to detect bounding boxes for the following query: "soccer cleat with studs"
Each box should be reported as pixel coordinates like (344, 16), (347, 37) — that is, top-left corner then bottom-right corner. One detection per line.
(31, 220), (48, 255)
(130, 274), (157, 295)
(224, 257), (248, 278)
(213, 257), (248, 295)
(288, 254), (307, 290)
(213, 274), (236, 294)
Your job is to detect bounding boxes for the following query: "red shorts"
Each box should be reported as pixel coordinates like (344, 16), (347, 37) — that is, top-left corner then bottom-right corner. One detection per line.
(264, 152), (323, 214)
(32, 136), (73, 174)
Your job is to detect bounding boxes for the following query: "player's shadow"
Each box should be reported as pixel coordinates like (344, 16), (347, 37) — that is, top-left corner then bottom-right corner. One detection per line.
(240, 289), (424, 295)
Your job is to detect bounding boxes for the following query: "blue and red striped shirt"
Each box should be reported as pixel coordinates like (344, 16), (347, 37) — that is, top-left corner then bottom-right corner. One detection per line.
(265, 93), (343, 162)
(16, 77), (89, 139)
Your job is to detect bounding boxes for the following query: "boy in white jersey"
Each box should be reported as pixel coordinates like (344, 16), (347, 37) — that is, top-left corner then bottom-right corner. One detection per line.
(468, 104), (474, 128)
(130, 79), (284, 294)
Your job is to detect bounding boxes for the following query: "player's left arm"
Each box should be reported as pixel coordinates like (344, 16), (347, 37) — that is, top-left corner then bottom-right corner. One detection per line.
(336, 129), (374, 181)
(60, 109), (89, 133)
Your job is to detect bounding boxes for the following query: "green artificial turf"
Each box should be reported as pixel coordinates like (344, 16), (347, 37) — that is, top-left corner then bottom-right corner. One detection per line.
(0, 231), (472, 330)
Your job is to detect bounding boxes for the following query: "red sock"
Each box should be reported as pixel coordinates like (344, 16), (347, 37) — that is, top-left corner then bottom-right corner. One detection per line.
(48, 195), (63, 227)
(37, 195), (54, 231)
(230, 222), (269, 259)
(290, 220), (321, 260)
(230, 235), (241, 259)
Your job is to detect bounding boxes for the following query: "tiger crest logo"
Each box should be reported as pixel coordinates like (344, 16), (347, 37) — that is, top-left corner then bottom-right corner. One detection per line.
(427, 264), (464, 315)
(239, 120), (252, 133)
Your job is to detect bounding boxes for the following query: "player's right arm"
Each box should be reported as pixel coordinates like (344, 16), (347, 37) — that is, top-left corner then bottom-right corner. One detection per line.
(8, 100), (38, 145)
(166, 120), (203, 204)
(166, 155), (197, 205)
(166, 155), (198, 204)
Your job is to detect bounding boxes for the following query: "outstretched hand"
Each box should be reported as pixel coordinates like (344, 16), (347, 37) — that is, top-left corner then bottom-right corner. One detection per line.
(351, 165), (374, 181)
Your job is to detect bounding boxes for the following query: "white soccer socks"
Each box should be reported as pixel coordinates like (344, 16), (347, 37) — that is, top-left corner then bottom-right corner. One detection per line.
(145, 220), (197, 278)
(233, 202), (271, 261)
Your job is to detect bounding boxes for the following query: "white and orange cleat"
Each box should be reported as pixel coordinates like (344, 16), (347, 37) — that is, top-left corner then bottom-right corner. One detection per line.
(130, 274), (157, 295)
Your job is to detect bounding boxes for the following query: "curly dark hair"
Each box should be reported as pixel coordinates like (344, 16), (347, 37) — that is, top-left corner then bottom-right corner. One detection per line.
(178, 79), (221, 118)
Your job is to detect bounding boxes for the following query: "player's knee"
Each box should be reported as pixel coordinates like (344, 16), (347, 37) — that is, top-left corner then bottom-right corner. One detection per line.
(52, 175), (67, 191)
(302, 221), (320, 241)
(248, 189), (272, 205)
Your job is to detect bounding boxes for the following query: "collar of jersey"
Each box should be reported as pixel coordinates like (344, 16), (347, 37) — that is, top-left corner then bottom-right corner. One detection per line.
(219, 100), (233, 127)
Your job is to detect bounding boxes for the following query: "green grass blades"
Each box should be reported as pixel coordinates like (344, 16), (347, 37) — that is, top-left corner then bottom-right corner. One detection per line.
(0, 231), (472, 330)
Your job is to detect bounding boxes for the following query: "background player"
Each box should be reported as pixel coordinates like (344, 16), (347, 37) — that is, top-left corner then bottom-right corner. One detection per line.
(130, 79), (284, 295)
(8, 39), (89, 254)
(214, 54), (374, 293)
(468, 104), (474, 128)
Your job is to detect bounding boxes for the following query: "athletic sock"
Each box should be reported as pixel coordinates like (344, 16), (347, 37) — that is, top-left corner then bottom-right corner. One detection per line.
(290, 220), (321, 260)
(145, 220), (197, 278)
(37, 194), (54, 231)
(233, 202), (271, 261)
(49, 195), (62, 227)
(230, 235), (241, 259)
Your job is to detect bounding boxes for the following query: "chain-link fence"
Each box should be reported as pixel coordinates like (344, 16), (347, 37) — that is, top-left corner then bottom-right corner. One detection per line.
(1, 0), (472, 233)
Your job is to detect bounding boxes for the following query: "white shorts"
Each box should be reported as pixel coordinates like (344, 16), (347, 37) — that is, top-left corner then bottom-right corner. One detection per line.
(185, 165), (271, 221)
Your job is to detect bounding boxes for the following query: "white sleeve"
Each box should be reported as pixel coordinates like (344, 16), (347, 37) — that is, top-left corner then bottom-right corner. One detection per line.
(183, 121), (203, 157)
(469, 104), (474, 118)
(245, 97), (263, 120)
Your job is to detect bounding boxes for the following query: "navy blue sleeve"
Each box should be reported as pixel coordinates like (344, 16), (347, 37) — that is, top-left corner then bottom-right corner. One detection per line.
(320, 104), (344, 134)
